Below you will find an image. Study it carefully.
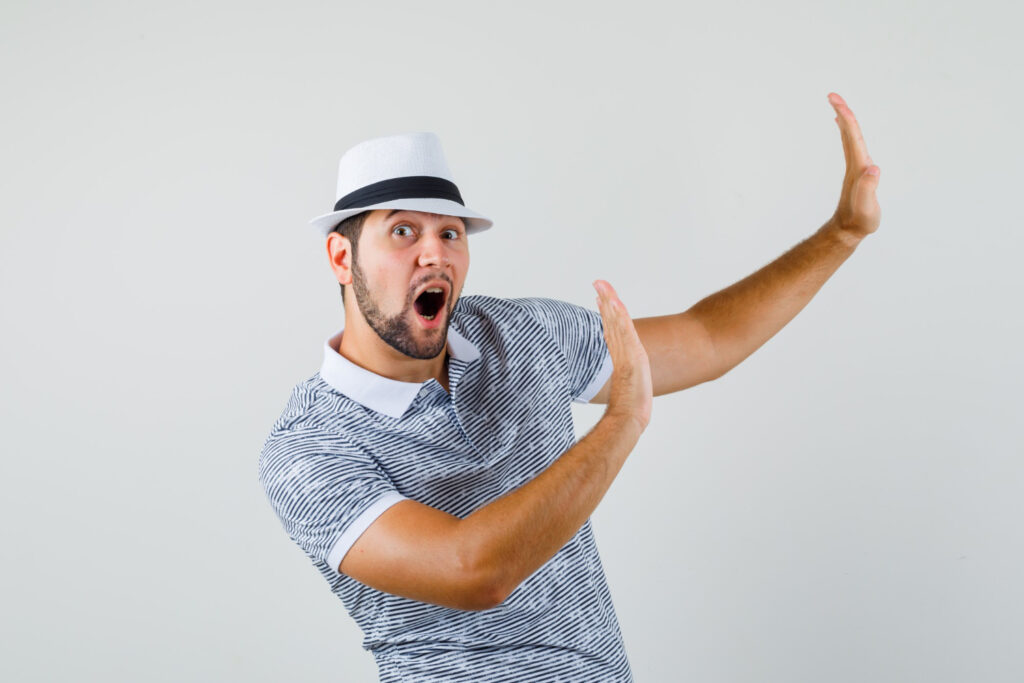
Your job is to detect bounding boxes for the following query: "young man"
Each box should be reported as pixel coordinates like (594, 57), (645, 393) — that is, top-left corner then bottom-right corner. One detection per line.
(259, 93), (880, 682)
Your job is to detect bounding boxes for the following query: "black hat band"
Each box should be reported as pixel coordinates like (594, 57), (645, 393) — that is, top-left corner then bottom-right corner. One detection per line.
(334, 175), (465, 212)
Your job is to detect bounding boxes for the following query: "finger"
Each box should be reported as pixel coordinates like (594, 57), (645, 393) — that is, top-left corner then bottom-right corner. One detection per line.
(835, 115), (849, 161)
(595, 291), (611, 321)
(595, 281), (634, 348)
(835, 115), (853, 194)
(830, 95), (871, 208)
(828, 92), (873, 169)
(594, 280), (611, 312)
(594, 280), (617, 320)
(594, 280), (622, 311)
(606, 289), (629, 318)
(831, 99), (852, 170)
(595, 291), (627, 354)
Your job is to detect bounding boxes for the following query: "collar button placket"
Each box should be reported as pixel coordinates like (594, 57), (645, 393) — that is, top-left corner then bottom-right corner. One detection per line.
(445, 377), (481, 455)
(446, 403), (477, 452)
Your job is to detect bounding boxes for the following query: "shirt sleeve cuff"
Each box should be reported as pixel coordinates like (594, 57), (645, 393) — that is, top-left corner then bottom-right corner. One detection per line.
(326, 492), (408, 573)
(573, 349), (613, 404)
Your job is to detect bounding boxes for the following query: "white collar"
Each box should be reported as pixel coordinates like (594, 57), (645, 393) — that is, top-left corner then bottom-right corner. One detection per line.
(319, 323), (480, 419)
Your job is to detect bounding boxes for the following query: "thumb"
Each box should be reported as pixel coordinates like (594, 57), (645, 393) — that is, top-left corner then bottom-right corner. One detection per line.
(854, 164), (880, 199)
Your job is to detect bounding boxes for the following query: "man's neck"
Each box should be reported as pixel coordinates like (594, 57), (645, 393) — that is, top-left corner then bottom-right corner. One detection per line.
(337, 314), (450, 389)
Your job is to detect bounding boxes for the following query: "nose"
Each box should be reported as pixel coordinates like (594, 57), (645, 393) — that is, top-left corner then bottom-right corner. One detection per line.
(417, 231), (451, 269)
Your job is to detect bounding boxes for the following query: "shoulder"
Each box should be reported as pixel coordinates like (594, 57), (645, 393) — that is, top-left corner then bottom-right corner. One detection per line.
(258, 416), (377, 504)
(451, 295), (580, 357)
(259, 378), (365, 475)
(452, 293), (533, 319)
(451, 294), (603, 356)
(276, 366), (380, 431)
(453, 293), (578, 326)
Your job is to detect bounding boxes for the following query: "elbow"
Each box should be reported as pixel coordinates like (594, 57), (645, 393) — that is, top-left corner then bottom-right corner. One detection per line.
(443, 571), (506, 611)
(459, 581), (509, 612)
(455, 541), (513, 611)
(457, 560), (511, 611)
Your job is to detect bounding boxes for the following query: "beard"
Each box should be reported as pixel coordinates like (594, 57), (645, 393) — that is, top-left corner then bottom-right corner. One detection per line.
(350, 255), (453, 360)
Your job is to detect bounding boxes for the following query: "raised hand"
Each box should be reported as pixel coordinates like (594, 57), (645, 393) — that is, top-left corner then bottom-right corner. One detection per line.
(593, 280), (653, 431)
(827, 92), (881, 243)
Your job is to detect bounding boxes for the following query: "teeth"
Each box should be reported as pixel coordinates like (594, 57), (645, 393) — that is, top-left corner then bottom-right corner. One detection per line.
(425, 287), (443, 294)
(423, 314), (435, 320)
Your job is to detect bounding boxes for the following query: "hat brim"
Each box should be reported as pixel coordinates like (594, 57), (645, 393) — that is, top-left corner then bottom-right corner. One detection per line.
(309, 198), (493, 237)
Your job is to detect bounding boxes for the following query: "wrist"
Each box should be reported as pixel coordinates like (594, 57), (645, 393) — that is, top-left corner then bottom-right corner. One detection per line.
(822, 216), (866, 250)
(601, 409), (648, 439)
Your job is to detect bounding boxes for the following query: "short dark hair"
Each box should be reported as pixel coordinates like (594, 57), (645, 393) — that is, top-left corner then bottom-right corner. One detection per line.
(330, 211), (370, 300)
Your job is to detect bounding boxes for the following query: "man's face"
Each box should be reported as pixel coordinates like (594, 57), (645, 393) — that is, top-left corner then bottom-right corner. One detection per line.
(348, 209), (469, 360)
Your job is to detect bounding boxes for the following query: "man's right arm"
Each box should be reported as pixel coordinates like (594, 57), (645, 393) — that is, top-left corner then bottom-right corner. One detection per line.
(341, 412), (644, 610)
(340, 280), (652, 611)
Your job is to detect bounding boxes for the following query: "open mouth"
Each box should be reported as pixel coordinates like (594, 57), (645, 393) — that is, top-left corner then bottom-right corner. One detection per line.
(413, 287), (447, 321)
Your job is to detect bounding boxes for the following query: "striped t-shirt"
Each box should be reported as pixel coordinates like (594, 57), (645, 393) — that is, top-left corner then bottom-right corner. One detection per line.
(259, 293), (632, 682)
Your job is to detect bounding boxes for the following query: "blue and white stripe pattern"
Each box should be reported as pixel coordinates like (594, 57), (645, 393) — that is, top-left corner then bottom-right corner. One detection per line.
(259, 294), (632, 682)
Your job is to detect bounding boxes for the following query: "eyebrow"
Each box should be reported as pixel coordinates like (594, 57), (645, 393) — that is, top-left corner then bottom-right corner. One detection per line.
(384, 209), (466, 229)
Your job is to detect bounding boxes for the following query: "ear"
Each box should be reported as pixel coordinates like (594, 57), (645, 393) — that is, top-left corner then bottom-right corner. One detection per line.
(326, 232), (354, 286)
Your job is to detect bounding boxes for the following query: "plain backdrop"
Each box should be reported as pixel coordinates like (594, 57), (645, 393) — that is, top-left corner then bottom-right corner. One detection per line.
(2, 1), (1021, 681)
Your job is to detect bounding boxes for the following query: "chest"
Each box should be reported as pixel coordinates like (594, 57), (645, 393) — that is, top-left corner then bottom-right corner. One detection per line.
(362, 341), (576, 517)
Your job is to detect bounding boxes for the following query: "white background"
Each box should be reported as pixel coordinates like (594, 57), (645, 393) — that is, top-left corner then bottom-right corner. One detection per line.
(2, 1), (1021, 681)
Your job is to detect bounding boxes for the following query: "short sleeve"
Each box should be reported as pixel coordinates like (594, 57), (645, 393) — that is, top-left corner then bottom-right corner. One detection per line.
(259, 425), (408, 573)
(512, 296), (613, 404)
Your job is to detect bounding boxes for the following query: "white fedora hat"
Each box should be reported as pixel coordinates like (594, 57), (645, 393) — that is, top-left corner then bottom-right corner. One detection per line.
(308, 131), (494, 237)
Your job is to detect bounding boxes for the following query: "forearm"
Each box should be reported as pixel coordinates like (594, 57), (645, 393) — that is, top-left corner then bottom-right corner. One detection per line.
(458, 413), (643, 603)
(691, 219), (862, 377)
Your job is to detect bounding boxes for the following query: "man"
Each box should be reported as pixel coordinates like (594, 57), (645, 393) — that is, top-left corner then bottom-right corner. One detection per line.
(259, 92), (880, 682)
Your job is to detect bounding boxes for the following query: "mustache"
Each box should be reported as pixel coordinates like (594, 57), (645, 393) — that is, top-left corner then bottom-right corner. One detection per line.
(408, 273), (454, 299)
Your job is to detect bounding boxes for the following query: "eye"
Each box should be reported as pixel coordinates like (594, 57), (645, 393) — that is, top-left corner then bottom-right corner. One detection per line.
(442, 229), (460, 240)
(392, 224), (413, 237)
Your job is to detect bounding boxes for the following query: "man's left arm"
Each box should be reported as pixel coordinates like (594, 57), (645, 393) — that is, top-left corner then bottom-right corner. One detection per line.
(591, 92), (881, 402)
